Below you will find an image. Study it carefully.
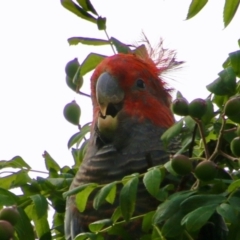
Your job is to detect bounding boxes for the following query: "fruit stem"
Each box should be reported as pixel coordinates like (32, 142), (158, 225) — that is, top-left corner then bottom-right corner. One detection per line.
(194, 119), (210, 159)
(223, 127), (237, 133)
(191, 179), (200, 190)
(219, 150), (238, 162)
(104, 30), (116, 54)
(98, 213), (146, 233)
(209, 115), (226, 162)
(78, 91), (91, 98)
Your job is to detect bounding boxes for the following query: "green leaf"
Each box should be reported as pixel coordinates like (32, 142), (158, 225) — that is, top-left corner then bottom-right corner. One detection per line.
(68, 37), (109, 46)
(143, 168), (162, 197)
(43, 151), (60, 172)
(0, 188), (19, 205)
(223, 0), (240, 27)
(0, 156), (30, 169)
(0, 170), (31, 190)
(206, 67), (236, 95)
(76, 184), (98, 212)
(161, 210), (185, 237)
(227, 179), (240, 192)
(153, 191), (195, 224)
(30, 194), (48, 219)
(161, 119), (183, 147)
(229, 50), (240, 77)
(63, 183), (95, 198)
(222, 56), (231, 68)
(201, 98), (215, 124)
(217, 203), (238, 224)
(186, 0), (208, 19)
(181, 204), (217, 231)
(181, 194), (226, 212)
(0, 173), (17, 189)
(142, 211), (155, 233)
(110, 37), (131, 54)
(61, 0), (97, 23)
(67, 123), (91, 148)
(120, 176), (139, 221)
(89, 219), (113, 232)
(76, 0), (98, 15)
(13, 170), (31, 187)
(97, 17), (107, 30)
(105, 182), (116, 204)
(93, 182), (117, 210)
(111, 206), (122, 223)
(33, 213), (51, 240)
(75, 232), (97, 240)
(80, 53), (106, 76)
(212, 95), (228, 108)
(71, 139), (89, 166)
(14, 207), (35, 240)
(228, 196), (240, 211)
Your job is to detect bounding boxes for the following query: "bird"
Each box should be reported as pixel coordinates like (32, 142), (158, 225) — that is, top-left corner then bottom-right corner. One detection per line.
(64, 44), (227, 240)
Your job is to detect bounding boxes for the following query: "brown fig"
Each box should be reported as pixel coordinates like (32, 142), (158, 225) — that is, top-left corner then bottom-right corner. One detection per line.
(0, 220), (14, 240)
(0, 206), (20, 226)
(171, 98), (189, 116)
(189, 98), (207, 119)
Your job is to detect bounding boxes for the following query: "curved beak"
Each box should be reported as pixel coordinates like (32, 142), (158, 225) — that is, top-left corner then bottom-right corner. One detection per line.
(96, 72), (124, 118)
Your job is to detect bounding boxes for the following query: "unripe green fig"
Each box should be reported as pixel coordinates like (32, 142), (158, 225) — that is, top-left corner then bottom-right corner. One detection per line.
(0, 206), (20, 226)
(65, 58), (80, 79)
(195, 161), (217, 181)
(189, 98), (207, 119)
(171, 154), (193, 175)
(63, 101), (81, 126)
(66, 75), (78, 92)
(224, 96), (240, 123)
(0, 220), (14, 240)
(230, 136), (240, 157)
(171, 98), (189, 116)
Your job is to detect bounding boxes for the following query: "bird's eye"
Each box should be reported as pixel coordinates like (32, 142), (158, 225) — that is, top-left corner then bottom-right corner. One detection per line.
(136, 79), (145, 89)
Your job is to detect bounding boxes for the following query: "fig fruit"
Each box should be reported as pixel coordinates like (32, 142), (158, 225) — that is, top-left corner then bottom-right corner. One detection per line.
(230, 136), (240, 157)
(195, 161), (217, 181)
(65, 58), (80, 79)
(171, 154), (192, 175)
(224, 96), (240, 123)
(0, 220), (14, 240)
(63, 101), (81, 126)
(0, 206), (20, 226)
(171, 98), (189, 116)
(189, 98), (207, 119)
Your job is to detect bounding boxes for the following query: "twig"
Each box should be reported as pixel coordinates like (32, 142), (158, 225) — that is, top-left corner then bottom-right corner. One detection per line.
(209, 115), (226, 162)
(219, 150), (238, 162)
(78, 91), (90, 98)
(194, 118), (210, 159)
(104, 30), (116, 54)
(223, 127), (237, 133)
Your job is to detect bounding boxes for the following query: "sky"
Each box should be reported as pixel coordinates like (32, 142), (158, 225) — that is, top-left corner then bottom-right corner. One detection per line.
(0, 0), (240, 173)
